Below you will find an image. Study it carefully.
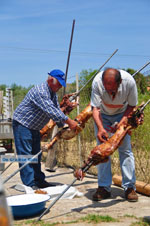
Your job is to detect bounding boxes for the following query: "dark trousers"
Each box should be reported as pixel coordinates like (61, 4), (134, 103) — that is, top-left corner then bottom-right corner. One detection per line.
(12, 120), (45, 186)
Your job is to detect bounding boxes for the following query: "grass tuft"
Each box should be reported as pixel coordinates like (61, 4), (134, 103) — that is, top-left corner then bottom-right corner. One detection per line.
(80, 214), (118, 223)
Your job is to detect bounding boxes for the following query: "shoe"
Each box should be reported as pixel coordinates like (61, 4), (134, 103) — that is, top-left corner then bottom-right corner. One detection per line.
(125, 188), (138, 202)
(37, 180), (56, 188)
(92, 186), (111, 201)
(31, 185), (39, 190)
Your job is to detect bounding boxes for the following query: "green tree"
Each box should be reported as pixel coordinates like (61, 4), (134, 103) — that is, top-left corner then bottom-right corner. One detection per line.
(79, 69), (97, 103)
(126, 68), (148, 94)
(11, 83), (33, 109)
(0, 85), (7, 95)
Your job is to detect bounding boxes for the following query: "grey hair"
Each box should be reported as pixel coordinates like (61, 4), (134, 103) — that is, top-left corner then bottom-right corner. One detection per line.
(48, 75), (57, 85)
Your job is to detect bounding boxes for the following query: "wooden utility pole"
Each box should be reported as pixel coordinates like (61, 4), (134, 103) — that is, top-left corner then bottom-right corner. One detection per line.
(76, 73), (82, 166)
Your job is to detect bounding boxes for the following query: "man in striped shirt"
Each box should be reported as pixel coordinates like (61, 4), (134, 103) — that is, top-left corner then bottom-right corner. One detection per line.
(91, 68), (138, 202)
(13, 69), (78, 190)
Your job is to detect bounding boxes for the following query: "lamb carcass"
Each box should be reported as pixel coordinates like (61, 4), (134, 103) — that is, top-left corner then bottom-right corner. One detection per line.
(74, 102), (147, 180)
(42, 103), (92, 151)
(40, 93), (78, 139)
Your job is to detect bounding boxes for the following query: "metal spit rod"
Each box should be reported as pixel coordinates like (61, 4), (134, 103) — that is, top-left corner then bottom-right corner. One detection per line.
(0, 162), (13, 175)
(37, 160), (93, 221)
(132, 61), (150, 77)
(2, 61), (150, 183)
(69, 48), (119, 101)
(3, 150), (42, 184)
(1, 49), (118, 181)
(37, 60), (150, 221)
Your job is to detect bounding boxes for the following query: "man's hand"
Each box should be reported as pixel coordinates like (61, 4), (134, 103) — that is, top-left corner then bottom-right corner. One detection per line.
(97, 128), (109, 143)
(65, 118), (78, 130)
(74, 169), (85, 181)
(60, 93), (78, 115)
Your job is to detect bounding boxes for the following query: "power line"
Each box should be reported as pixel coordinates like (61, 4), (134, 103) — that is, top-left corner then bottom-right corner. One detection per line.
(0, 45), (150, 58)
(0, 46), (66, 54)
(143, 69), (150, 75)
(67, 75), (76, 80)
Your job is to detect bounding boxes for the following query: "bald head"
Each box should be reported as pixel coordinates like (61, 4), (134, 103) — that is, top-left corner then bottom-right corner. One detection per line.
(102, 68), (122, 97)
(102, 68), (121, 85)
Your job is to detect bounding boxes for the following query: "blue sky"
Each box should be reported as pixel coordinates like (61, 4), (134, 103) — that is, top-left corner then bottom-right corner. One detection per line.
(0, 0), (150, 87)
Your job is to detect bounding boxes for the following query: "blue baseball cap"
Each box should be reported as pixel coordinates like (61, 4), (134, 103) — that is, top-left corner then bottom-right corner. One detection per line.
(48, 69), (66, 87)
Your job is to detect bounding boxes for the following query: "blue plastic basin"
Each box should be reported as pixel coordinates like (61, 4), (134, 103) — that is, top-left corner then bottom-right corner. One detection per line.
(7, 193), (50, 218)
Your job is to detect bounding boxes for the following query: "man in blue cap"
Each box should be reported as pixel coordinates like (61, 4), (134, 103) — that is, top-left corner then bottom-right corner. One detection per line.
(13, 69), (78, 189)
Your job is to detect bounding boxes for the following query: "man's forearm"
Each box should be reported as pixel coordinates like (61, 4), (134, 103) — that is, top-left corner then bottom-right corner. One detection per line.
(119, 105), (135, 126)
(92, 107), (104, 130)
(123, 105), (135, 117)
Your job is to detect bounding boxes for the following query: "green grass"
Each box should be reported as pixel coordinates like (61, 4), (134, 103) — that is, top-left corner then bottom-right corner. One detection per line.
(14, 215), (150, 226)
(130, 217), (150, 226)
(14, 220), (60, 226)
(80, 214), (118, 223)
(130, 221), (150, 226)
(61, 220), (79, 224)
(124, 214), (137, 218)
(14, 214), (119, 225)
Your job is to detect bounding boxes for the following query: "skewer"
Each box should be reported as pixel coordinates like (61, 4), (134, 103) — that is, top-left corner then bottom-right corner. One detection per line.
(0, 162), (13, 175)
(63, 19), (75, 95)
(1, 50), (118, 183)
(37, 61), (150, 221)
(37, 159), (93, 221)
(3, 150), (42, 184)
(69, 48), (119, 101)
(132, 62), (150, 77)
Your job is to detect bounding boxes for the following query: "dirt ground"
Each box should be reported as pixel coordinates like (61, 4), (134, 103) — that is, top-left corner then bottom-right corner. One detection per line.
(2, 162), (150, 226)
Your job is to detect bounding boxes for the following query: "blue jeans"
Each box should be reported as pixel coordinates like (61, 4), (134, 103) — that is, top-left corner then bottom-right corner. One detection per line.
(13, 120), (45, 186)
(94, 112), (136, 192)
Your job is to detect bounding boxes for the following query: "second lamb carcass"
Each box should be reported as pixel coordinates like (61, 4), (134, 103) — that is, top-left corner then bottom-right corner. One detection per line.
(40, 93), (78, 139)
(74, 102), (146, 180)
(42, 103), (93, 151)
